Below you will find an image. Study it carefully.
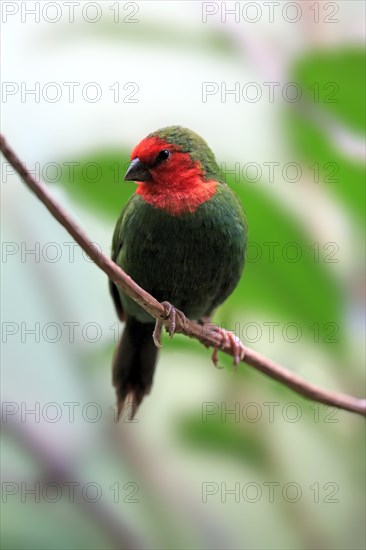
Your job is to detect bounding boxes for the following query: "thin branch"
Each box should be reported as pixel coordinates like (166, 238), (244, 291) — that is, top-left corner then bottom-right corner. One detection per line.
(1, 134), (365, 417)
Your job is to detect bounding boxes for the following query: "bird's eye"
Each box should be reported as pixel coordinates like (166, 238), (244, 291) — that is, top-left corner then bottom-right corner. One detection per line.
(157, 149), (170, 161)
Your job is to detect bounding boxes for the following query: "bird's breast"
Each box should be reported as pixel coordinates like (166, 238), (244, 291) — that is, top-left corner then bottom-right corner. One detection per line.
(118, 189), (246, 321)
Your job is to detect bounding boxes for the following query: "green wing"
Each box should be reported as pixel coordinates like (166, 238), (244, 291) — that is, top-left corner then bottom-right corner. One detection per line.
(109, 197), (134, 322)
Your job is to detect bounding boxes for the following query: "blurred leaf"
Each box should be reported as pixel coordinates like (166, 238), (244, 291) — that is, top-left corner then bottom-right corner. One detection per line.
(225, 177), (343, 352)
(292, 47), (365, 133)
(286, 48), (366, 222)
(285, 110), (365, 223)
(58, 149), (135, 218)
(178, 412), (268, 468)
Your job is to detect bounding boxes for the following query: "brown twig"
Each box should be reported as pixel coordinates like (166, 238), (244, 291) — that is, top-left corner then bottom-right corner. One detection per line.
(1, 134), (365, 417)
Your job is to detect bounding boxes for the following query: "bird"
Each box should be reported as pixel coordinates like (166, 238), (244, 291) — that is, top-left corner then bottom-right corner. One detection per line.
(109, 126), (247, 419)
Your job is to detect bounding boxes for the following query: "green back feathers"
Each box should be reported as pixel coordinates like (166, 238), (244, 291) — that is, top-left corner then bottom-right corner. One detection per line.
(149, 125), (221, 180)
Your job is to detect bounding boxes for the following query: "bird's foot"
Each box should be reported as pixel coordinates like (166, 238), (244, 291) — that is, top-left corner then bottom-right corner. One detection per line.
(209, 326), (246, 370)
(153, 301), (188, 348)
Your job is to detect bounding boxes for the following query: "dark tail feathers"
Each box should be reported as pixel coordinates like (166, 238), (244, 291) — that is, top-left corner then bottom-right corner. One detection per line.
(112, 317), (158, 420)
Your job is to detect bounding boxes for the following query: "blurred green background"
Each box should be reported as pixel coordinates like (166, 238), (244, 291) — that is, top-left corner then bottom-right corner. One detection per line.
(1, 2), (365, 549)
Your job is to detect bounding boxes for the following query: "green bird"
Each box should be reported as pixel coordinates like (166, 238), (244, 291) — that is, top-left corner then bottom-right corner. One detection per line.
(110, 126), (247, 418)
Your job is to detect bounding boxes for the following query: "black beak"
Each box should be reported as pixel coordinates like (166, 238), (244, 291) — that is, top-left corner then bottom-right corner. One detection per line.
(124, 158), (152, 182)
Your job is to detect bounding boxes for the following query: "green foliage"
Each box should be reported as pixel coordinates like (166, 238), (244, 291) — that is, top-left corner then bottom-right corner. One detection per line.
(286, 112), (365, 223)
(58, 149), (135, 218)
(287, 48), (366, 222)
(178, 411), (268, 468)
(292, 47), (365, 132)
(221, 178), (343, 352)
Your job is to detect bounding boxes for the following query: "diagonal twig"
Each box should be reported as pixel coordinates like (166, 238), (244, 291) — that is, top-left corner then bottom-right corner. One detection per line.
(1, 134), (365, 416)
